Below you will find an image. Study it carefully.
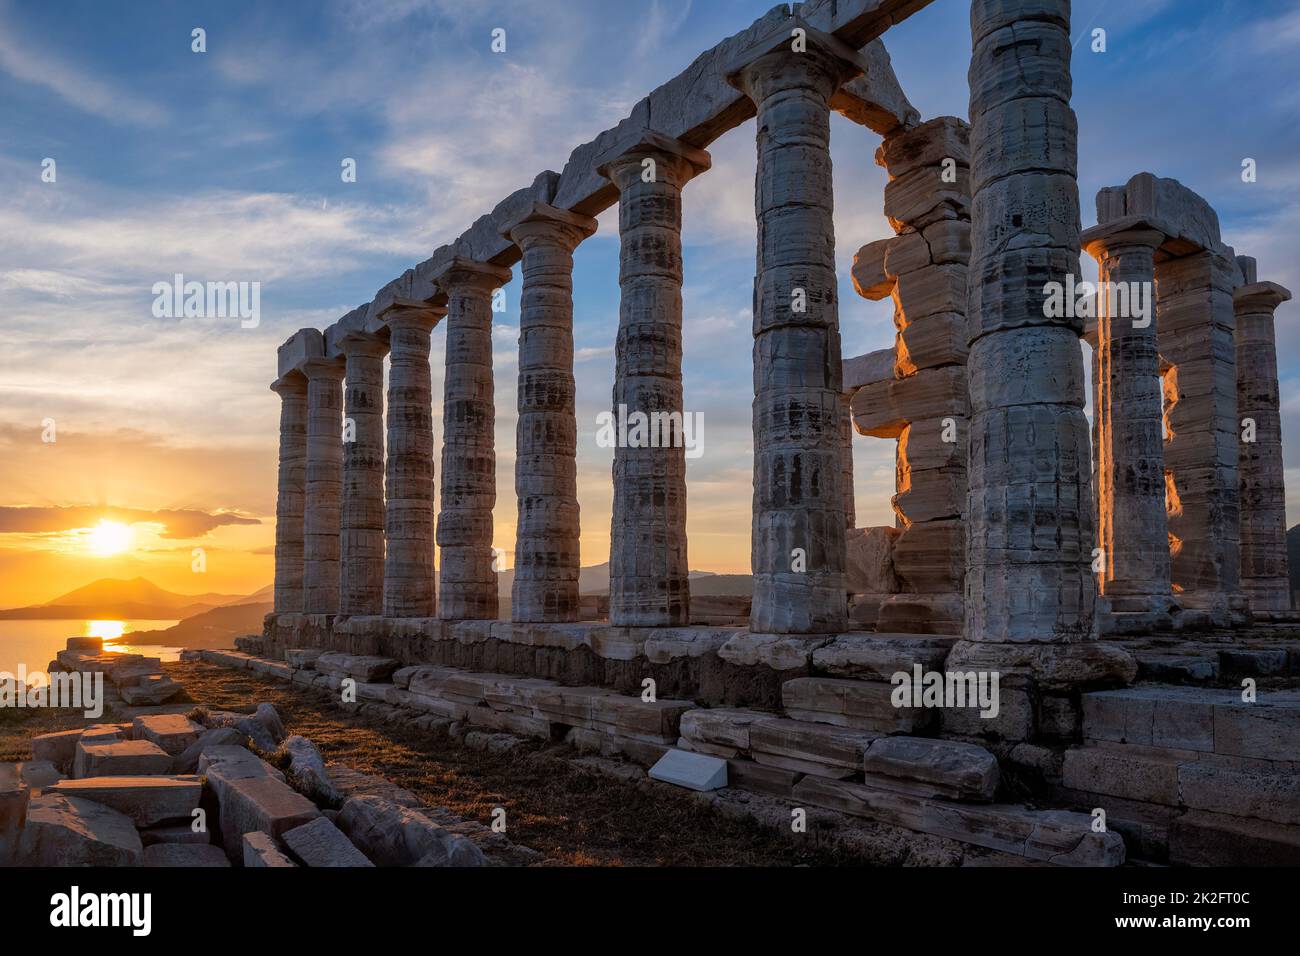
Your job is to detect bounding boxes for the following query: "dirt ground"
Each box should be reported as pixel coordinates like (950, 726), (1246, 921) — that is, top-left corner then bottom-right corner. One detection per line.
(2, 660), (883, 867)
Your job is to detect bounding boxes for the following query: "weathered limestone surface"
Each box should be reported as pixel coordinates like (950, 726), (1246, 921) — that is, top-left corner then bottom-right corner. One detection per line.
(848, 116), (972, 635)
(1081, 223), (1172, 614)
(382, 303), (445, 618)
(963, 0), (1091, 644)
(17, 793), (142, 866)
(436, 259), (512, 621)
(302, 356), (346, 615)
(336, 330), (388, 616)
(729, 20), (860, 634)
(503, 203), (597, 623)
(597, 132), (709, 627)
(47, 776), (201, 827)
(271, 372), (308, 614)
(1234, 260), (1292, 611)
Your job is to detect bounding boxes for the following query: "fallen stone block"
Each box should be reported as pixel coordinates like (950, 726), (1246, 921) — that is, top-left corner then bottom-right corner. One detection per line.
(73, 739), (173, 778)
(32, 729), (86, 773)
(283, 816), (374, 867)
(17, 793), (143, 866)
(120, 677), (183, 705)
(337, 795), (484, 867)
(133, 714), (203, 755)
(140, 823), (210, 846)
(16, 760), (63, 791)
(172, 727), (250, 774)
(279, 735), (343, 806)
(143, 843), (231, 867)
(862, 736), (999, 801)
(210, 773), (321, 862)
(47, 776), (202, 827)
(243, 830), (297, 867)
(648, 749), (728, 791)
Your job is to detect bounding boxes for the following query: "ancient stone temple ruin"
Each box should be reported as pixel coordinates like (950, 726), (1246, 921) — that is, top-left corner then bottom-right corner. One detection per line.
(257, 1), (1300, 866)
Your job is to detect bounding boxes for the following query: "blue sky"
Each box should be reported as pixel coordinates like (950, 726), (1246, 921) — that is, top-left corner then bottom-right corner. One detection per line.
(2, 0), (1299, 593)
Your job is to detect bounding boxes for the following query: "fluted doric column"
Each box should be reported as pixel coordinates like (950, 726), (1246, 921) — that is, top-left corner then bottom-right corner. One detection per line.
(337, 331), (388, 616)
(1234, 258), (1293, 612)
(595, 131), (710, 627)
(1082, 225), (1172, 614)
(270, 373), (308, 614)
(383, 303), (445, 618)
(435, 259), (511, 621)
(502, 203), (597, 622)
(963, 0), (1092, 643)
(726, 21), (859, 634)
(301, 356), (346, 614)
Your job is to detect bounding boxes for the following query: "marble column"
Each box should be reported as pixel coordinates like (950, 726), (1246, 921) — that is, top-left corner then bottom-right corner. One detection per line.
(383, 303), (444, 619)
(1082, 225), (1171, 613)
(503, 204), (597, 623)
(337, 331), (388, 617)
(964, 0), (1092, 643)
(301, 356), (346, 615)
(595, 132), (709, 627)
(726, 24), (859, 634)
(840, 393), (856, 530)
(1158, 249), (1243, 614)
(1234, 258), (1293, 611)
(270, 373), (308, 614)
(436, 259), (511, 621)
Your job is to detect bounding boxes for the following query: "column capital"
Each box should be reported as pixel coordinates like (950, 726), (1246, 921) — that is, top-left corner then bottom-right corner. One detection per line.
(270, 371), (307, 396)
(432, 257), (511, 296)
(722, 16), (866, 102)
(301, 356), (345, 381)
(594, 129), (711, 189)
(500, 201), (598, 251)
(336, 329), (390, 359)
(381, 299), (447, 332)
(1081, 219), (1165, 261)
(1234, 281), (1292, 312)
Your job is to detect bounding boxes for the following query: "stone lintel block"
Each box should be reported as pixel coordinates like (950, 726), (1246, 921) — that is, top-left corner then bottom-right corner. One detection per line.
(430, 255), (513, 295)
(830, 40), (920, 134)
(720, 14), (868, 90)
(875, 115), (970, 179)
(594, 127), (712, 182)
(277, 327), (325, 380)
(455, 171), (560, 267)
(1119, 172), (1225, 257)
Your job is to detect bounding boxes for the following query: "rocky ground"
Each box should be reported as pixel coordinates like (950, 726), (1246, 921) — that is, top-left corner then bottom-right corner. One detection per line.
(1, 657), (934, 866)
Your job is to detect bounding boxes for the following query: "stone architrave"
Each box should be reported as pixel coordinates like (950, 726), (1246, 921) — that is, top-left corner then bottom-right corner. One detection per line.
(595, 131), (710, 627)
(502, 203), (597, 623)
(301, 357), (346, 615)
(435, 259), (512, 621)
(964, 0), (1092, 644)
(270, 374), (308, 614)
(337, 332), (388, 617)
(1081, 223), (1173, 615)
(725, 18), (862, 635)
(1234, 259), (1293, 612)
(383, 302), (445, 619)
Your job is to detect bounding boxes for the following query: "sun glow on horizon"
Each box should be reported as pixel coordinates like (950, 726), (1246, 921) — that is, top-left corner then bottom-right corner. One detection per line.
(87, 519), (132, 556)
(85, 620), (126, 640)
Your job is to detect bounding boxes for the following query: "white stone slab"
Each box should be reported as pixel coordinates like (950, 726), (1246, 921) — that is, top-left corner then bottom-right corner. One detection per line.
(648, 749), (728, 792)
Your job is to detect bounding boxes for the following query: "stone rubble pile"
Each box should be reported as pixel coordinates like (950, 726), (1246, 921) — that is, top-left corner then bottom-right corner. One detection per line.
(49, 635), (184, 705)
(0, 685), (520, 867)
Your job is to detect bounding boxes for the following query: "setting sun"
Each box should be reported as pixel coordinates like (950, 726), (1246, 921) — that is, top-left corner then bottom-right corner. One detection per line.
(87, 519), (132, 556)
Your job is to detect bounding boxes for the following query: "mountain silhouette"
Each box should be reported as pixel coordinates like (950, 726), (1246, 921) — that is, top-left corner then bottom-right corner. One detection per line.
(0, 576), (267, 620)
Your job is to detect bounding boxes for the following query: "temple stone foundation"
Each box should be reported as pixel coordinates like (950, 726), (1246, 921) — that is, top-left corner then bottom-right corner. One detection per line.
(256, 0), (1299, 867)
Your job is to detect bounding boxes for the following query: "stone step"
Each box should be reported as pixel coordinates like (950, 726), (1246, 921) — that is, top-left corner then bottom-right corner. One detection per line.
(861, 736), (999, 801)
(748, 718), (880, 777)
(793, 776), (1124, 866)
(1082, 685), (1300, 760)
(811, 632), (955, 681)
(1169, 809), (1300, 866)
(1063, 744), (1300, 827)
(679, 707), (772, 757)
(781, 677), (929, 733)
(47, 776), (202, 827)
(315, 652), (399, 683)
